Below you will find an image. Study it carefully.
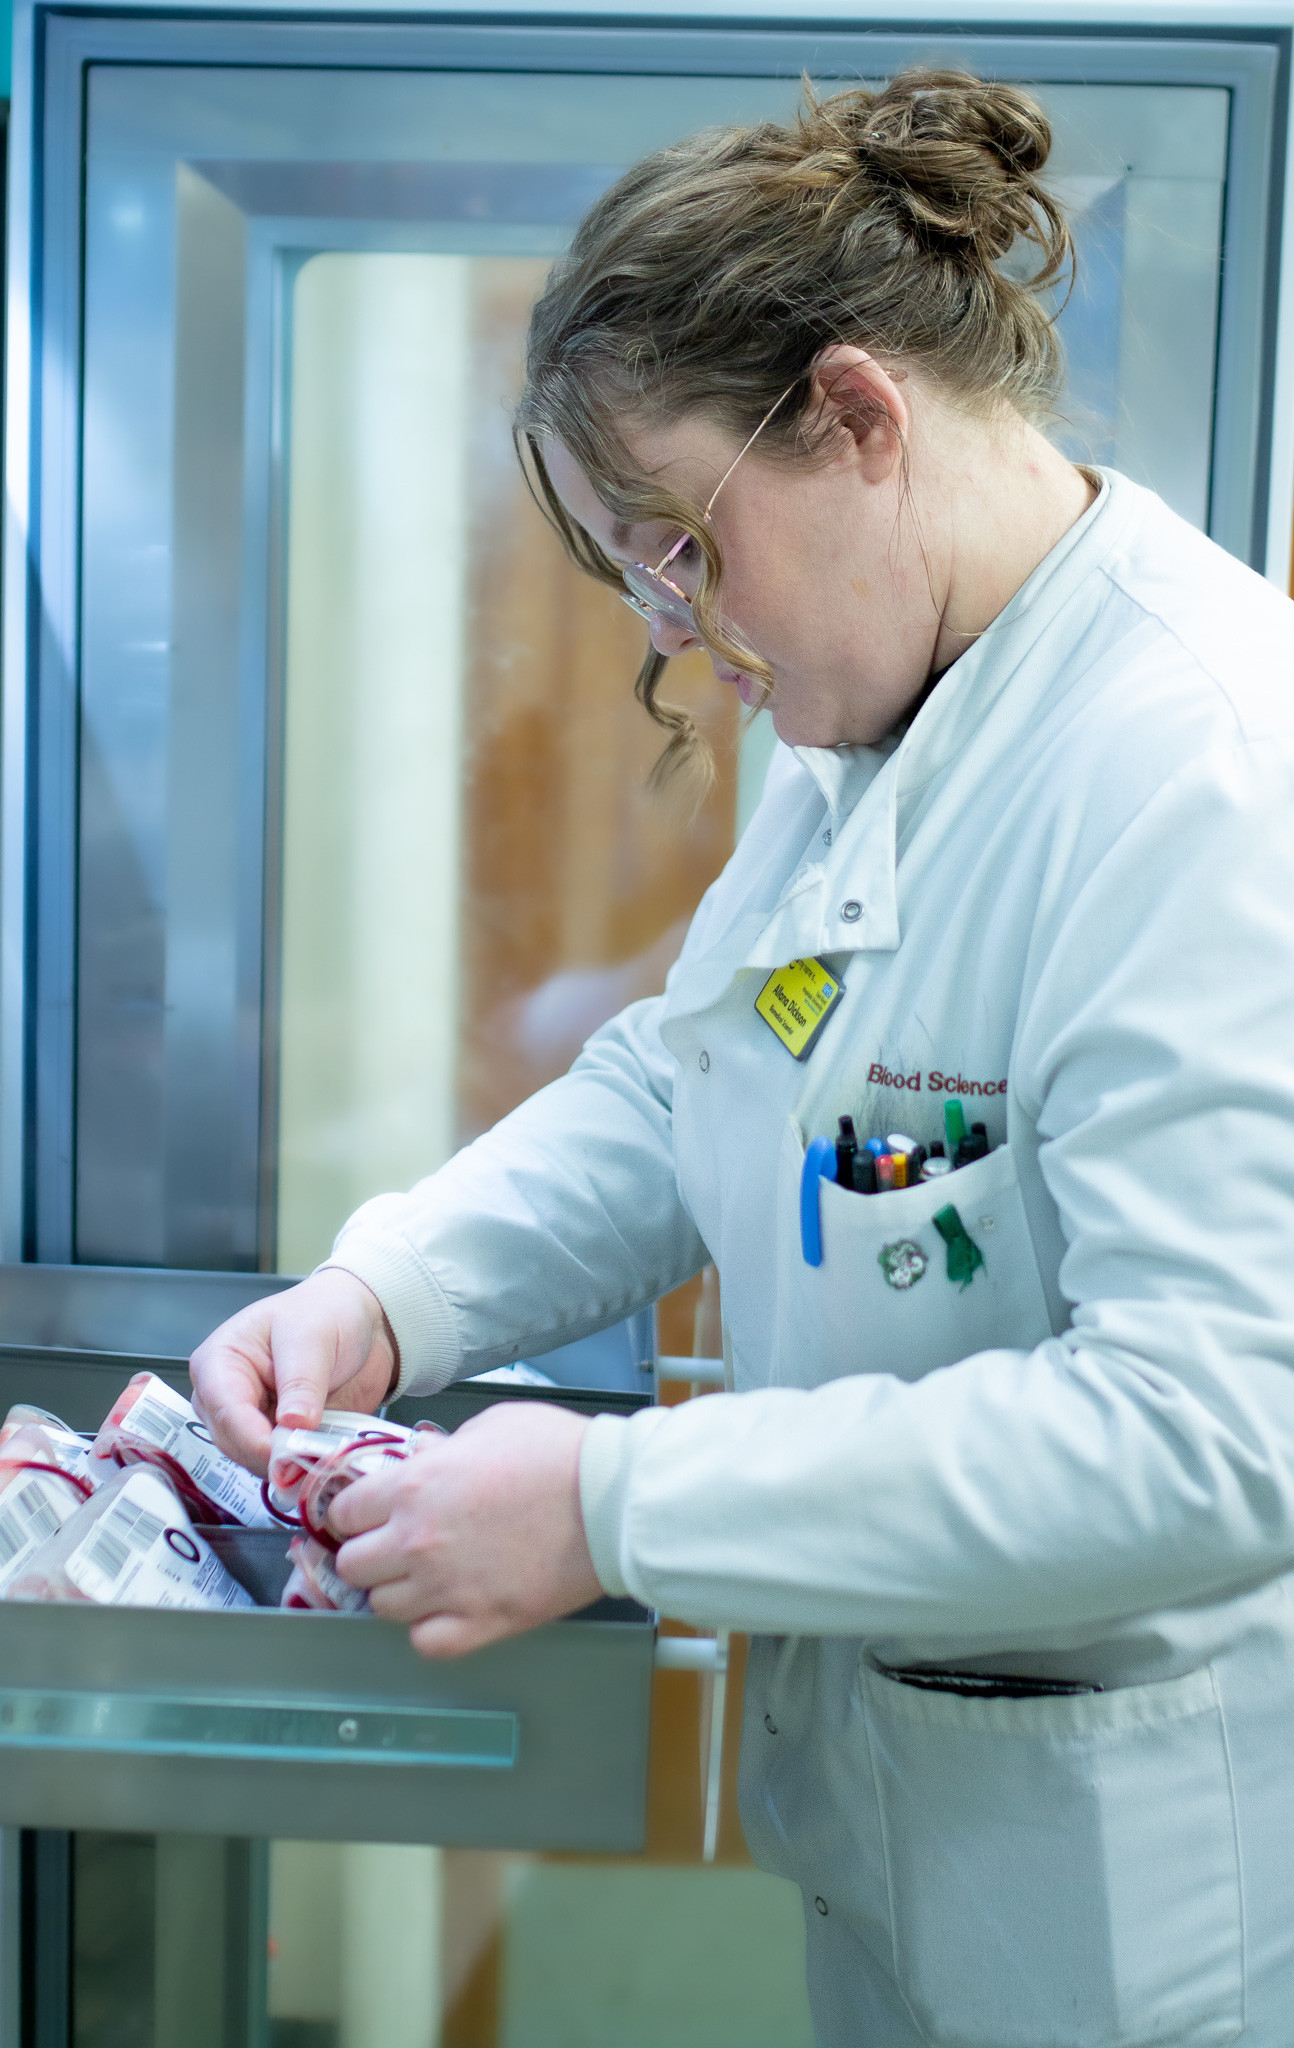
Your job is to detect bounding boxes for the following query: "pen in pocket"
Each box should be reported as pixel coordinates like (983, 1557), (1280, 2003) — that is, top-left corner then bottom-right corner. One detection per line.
(801, 1115), (996, 1272)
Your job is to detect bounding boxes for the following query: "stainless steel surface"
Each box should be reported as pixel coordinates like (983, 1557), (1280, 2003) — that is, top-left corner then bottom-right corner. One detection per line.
(0, 1598), (654, 1850)
(202, 1525), (295, 1606)
(0, 1261), (294, 1355)
(0, 1685), (518, 1771)
(0, 1262), (299, 1427)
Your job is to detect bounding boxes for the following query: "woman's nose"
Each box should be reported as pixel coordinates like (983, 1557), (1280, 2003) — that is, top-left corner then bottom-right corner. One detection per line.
(648, 612), (702, 659)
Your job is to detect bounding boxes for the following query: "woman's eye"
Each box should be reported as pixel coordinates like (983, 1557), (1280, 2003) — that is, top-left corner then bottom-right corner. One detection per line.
(674, 536), (700, 567)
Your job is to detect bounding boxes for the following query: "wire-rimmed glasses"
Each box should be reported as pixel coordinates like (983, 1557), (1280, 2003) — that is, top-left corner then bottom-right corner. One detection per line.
(619, 383), (798, 632)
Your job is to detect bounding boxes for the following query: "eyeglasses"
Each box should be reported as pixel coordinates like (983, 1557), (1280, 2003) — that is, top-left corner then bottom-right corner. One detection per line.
(619, 383), (798, 633)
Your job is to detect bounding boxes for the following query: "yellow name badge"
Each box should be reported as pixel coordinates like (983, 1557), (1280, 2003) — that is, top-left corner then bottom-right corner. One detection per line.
(754, 957), (843, 1061)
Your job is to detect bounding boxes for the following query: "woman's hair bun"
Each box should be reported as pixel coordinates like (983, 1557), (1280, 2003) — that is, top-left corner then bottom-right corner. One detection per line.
(806, 69), (1067, 281)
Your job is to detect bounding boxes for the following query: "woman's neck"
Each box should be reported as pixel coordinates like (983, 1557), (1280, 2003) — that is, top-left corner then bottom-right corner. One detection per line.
(924, 411), (1099, 677)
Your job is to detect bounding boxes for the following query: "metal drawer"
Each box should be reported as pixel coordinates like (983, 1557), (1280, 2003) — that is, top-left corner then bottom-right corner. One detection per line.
(0, 1589), (654, 1850)
(0, 1262), (659, 1852)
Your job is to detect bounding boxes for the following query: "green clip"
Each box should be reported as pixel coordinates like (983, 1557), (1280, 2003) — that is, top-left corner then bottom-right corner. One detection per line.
(932, 1204), (984, 1289)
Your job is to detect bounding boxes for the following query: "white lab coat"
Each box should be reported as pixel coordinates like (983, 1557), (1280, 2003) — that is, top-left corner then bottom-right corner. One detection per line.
(327, 472), (1294, 2047)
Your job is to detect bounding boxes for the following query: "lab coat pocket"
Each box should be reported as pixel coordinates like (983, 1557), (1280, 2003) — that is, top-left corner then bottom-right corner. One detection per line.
(774, 1120), (1055, 1389)
(863, 1660), (1244, 2048)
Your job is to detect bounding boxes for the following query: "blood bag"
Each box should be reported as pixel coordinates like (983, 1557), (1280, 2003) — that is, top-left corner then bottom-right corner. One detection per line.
(94, 1373), (276, 1527)
(9, 1465), (254, 1609)
(282, 1532), (370, 1614)
(278, 1425), (442, 1610)
(264, 1412), (415, 1523)
(265, 1412), (427, 1526)
(0, 1425), (94, 1592)
(0, 1403), (98, 1483)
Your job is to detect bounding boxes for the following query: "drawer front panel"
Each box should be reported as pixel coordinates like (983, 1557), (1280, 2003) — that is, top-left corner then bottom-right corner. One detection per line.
(0, 1600), (652, 1849)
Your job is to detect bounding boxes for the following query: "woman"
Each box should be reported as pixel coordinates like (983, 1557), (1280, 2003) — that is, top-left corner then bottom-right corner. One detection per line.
(193, 72), (1294, 2046)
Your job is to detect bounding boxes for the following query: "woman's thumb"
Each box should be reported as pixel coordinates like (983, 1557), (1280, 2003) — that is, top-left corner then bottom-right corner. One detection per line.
(271, 1320), (335, 1431)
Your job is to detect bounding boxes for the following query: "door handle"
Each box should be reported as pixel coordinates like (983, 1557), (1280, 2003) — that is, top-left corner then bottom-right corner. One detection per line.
(0, 1687), (517, 1769)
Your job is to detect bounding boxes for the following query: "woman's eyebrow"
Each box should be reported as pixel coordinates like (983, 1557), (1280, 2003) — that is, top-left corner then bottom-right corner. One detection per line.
(610, 518), (634, 548)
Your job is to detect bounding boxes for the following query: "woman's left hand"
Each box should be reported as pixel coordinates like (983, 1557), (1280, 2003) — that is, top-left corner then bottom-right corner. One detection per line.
(328, 1401), (601, 1658)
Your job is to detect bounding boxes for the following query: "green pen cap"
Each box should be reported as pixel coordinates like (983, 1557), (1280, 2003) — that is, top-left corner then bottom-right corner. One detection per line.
(944, 1100), (968, 1149)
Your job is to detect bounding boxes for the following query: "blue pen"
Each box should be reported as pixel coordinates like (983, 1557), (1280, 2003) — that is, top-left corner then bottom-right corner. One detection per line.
(800, 1136), (837, 1267)
(865, 1137), (886, 1159)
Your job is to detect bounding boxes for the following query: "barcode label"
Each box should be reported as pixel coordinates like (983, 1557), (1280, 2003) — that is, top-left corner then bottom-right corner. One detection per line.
(122, 1388), (183, 1450)
(0, 1474), (72, 1578)
(66, 1470), (255, 1610)
(79, 1497), (167, 1585)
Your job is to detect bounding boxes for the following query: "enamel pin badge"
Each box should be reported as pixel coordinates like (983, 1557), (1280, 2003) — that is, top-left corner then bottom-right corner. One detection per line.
(877, 1239), (929, 1290)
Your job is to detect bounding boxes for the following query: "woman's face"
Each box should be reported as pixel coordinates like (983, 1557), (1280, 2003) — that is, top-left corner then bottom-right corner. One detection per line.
(542, 372), (951, 750)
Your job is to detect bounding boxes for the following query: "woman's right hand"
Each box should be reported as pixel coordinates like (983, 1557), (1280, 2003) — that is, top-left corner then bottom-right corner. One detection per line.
(188, 1269), (398, 1475)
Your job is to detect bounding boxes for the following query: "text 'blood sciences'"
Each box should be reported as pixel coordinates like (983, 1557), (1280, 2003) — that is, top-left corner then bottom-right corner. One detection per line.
(867, 1064), (1007, 1097)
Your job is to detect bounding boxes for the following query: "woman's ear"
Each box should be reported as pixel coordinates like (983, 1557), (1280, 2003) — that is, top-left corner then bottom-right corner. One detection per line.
(811, 344), (909, 482)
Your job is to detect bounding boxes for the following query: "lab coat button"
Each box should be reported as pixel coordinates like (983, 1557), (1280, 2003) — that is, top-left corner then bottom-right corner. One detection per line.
(764, 1714), (777, 1734)
(698, 1051), (710, 1073)
(840, 900), (862, 923)
(814, 1896), (829, 1916)
(822, 827), (832, 845)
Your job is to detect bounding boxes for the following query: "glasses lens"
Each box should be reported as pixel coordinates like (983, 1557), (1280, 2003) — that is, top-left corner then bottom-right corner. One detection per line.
(622, 564), (695, 630)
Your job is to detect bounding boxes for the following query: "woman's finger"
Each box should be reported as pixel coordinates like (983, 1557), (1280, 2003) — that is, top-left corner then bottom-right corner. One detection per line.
(409, 1612), (495, 1661)
(364, 1575), (430, 1624)
(333, 1518), (417, 1591)
(328, 1467), (402, 1542)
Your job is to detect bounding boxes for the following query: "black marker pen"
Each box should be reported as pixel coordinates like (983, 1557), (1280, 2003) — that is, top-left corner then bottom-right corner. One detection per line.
(836, 1116), (858, 1188)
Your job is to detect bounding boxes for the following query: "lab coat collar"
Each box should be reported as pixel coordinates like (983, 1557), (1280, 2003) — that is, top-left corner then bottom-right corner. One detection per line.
(744, 469), (1128, 971)
(790, 737), (899, 820)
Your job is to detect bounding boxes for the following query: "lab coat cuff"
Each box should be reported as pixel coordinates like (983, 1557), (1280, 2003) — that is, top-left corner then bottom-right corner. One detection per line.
(578, 1413), (638, 1599)
(315, 1234), (462, 1399)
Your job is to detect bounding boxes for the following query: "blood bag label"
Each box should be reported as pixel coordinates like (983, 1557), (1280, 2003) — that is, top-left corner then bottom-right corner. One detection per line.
(114, 1378), (274, 1526)
(0, 1472), (83, 1590)
(67, 1471), (254, 1609)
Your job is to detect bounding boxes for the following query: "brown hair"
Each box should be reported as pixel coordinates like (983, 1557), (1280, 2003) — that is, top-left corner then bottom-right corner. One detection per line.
(515, 69), (1073, 780)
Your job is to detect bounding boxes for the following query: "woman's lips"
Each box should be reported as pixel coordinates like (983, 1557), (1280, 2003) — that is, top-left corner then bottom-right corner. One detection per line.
(715, 663), (761, 708)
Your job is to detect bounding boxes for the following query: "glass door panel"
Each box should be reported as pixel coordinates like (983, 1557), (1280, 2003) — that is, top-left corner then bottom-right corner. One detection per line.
(276, 251), (740, 1271)
(276, 251), (469, 1274)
